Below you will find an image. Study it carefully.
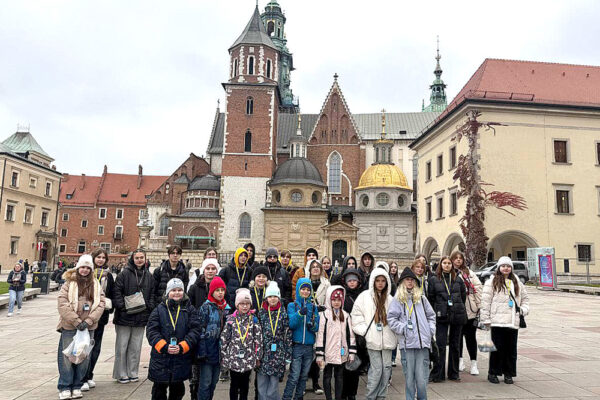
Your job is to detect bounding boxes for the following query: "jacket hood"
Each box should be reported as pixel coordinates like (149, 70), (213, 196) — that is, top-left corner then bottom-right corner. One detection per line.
(342, 256), (357, 271)
(368, 268), (392, 297)
(304, 259), (323, 279)
(360, 252), (375, 269)
(233, 247), (249, 269)
(342, 268), (363, 287)
(295, 277), (313, 304)
(376, 261), (389, 273)
(63, 267), (78, 282)
(244, 242), (256, 265)
(324, 285), (345, 310)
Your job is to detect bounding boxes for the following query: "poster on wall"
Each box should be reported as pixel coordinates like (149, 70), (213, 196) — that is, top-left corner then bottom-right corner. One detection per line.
(527, 247), (557, 290)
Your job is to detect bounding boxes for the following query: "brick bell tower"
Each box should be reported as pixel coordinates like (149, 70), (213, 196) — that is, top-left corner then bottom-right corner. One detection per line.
(219, 5), (280, 252)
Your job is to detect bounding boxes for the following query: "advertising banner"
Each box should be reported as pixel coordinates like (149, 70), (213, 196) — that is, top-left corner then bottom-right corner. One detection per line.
(527, 247), (557, 290)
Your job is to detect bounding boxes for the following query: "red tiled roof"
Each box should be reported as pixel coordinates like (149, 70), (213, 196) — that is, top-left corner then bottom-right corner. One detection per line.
(60, 175), (102, 206)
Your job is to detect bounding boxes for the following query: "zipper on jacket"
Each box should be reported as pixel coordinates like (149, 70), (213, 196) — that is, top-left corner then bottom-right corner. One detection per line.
(414, 302), (423, 349)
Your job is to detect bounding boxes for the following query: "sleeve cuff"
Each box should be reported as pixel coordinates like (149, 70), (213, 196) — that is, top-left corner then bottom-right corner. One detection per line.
(179, 340), (190, 354)
(154, 339), (167, 353)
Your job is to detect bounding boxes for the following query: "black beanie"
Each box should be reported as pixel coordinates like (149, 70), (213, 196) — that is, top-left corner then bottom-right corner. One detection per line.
(399, 267), (420, 286)
(251, 265), (270, 281)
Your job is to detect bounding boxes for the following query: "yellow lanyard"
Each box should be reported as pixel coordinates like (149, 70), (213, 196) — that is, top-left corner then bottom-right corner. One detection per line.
(268, 307), (281, 337)
(254, 287), (262, 308)
(235, 317), (250, 345)
(165, 300), (181, 330)
(96, 269), (104, 284)
(404, 300), (414, 319)
(236, 266), (247, 286)
(505, 280), (513, 294)
(443, 276), (452, 295)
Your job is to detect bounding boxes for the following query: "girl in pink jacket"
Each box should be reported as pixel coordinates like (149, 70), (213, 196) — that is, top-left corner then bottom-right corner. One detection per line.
(316, 286), (356, 400)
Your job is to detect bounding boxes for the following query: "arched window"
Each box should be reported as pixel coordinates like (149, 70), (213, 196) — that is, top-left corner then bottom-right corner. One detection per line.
(328, 152), (341, 193)
(239, 213), (251, 238)
(267, 21), (275, 36)
(233, 58), (239, 77)
(248, 56), (255, 75)
(266, 60), (272, 79)
(158, 216), (169, 236)
(246, 97), (254, 115)
(244, 130), (252, 152)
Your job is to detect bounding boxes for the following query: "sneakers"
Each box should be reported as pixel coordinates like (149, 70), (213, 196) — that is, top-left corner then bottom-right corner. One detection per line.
(313, 384), (324, 395)
(488, 374), (500, 384)
(470, 361), (479, 376)
(87, 379), (96, 388)
(71, 389), (83, 399)
(392, 360), (397, 367)
(80, 383), (89, 391)
(129, 377), (139, 383)
(7, 312), (13, 317)
(58, 390), (71, 400)
(117, 378), (130, 384)
(458, 357), (465, 372)
(16, 309), (21, 314)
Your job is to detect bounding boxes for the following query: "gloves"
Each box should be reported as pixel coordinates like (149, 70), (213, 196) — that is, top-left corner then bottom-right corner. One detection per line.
(299, 306), (307, 316)
(317, 305), (326, 312)
(76, 321), (88, 331)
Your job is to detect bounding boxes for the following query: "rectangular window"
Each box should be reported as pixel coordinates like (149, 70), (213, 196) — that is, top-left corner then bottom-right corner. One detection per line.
(60, 228), (68, 237)
(556, 190), (571, 214)
(62, 213), (69, 221)
(10, 237), (19, 255)
(437, 154), (443, 176)
(81, 219), (88, 228)
(449, 146), (457, 169)
(5, 203), (15, 221)
(553, 140), (568, 163)
(59, 244), (66, 253)
(597, 142), (600, 165)
(77, 240), (86, 254)
(437, 195), (444, 219)
(98, 225), (104, 235)
(425, 198), (432, 222)
(116, 209), (124, 219)
(577, 244), (592, 263)
(99, 208), (107, 219)
(30, 177), (37, 188)
(114, 225), (123, 239)
(11, 171), (19, 187)
(24, 206), (33, 224)
(41, 210), (49, 227)
(426, 161), (432, 181)
(100, 243), (111, 253)
(45, 181), (52, 196)
(450, 191), (458, 216)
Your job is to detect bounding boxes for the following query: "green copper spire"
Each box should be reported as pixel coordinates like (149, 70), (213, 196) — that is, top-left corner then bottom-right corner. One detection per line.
(423, 36), (447, 112)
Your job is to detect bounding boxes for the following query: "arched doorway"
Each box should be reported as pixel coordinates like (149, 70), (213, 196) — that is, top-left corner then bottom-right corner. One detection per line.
(488, 230), (538, 262)
(421, 237), (440, 263)
(443, 233), (465, 257)
(176, 226), (212, 250)
(332, 240), (347, 270)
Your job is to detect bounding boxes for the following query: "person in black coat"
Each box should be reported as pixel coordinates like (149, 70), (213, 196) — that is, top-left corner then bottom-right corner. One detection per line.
(112, 249), (156, 383)
(262, 247), (292, 306)
(244, 242), (260, 269)
(146, 278), (201, 400)
(218, 247), (252, 308)
(330, 255), (358, 287)
(84, 248), (116, 389)
(427, 256), (467, 382)
(188, 258), (221, 309)
(153, 246), (189, 302)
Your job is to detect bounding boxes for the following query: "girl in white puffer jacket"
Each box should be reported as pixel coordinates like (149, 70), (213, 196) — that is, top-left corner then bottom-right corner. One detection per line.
(480, 256), (530, 385)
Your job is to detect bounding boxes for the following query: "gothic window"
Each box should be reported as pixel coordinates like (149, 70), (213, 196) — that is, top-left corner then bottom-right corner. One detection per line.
(159, 216), (169, 236)
(328, 152), (342, 193)
(244, 130), (252, 152)
(239, 213), (251, 238)
(248, 56), (255, 75)
(246, 97), (254, 115)
(266, 60), (272, 79)
(233, 58), (239, 77)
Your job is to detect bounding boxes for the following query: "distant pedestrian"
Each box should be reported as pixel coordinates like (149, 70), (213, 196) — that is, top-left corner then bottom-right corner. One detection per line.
(24, 259), (29, 274)
(41, 259), (47, 272)
(7, 262), (26, 317)
(480, 256), (530, 384)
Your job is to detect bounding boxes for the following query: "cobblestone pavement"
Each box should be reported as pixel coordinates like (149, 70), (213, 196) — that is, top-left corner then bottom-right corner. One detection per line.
(2, 287), (600, 400)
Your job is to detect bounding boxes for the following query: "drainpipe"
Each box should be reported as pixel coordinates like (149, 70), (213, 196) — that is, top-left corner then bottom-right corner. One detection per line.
(51, 176), (62, 269)
(0, 158), (6, 211)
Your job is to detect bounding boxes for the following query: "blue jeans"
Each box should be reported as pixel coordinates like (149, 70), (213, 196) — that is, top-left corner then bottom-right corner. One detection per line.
(197, 362), (220, 400)
(8, 290), (24, 313)
(400, 348), (430, 400)
(257, 372), (280, 400)
(282, 344), (313, 400)
(57, 330), (93, 391)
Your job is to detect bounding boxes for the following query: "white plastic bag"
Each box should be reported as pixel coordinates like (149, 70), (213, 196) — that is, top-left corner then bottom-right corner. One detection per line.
(63, 329), (94, 364)
(478, 329), (496, 353)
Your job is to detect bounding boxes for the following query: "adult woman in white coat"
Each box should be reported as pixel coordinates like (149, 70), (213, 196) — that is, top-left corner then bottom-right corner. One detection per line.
(480, 256), (530, 384)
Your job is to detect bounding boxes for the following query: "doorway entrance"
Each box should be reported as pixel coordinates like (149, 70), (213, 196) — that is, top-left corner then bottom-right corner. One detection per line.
(332, 240), (347, 271)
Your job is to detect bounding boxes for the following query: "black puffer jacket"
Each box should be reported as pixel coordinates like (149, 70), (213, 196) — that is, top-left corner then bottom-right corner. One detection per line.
(188, 275), (210, 309)
(113, 258), (156, 327)
(218, 248), (252, 308)
(427, 272), (467, 325)
(153, 260), (189, 301)
(341, 268), (364, 314)
(331, 256), (358, 287)
(263, 260), (291, 306)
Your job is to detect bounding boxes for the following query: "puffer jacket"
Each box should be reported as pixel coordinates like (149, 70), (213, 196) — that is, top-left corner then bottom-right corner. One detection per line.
(113, 258), (156, 327)
(316, 286), (356, 365)
(153, 259), (189, 301)
(387, 291), (436, 350)
(188, 275), (210, 309)
(288, 277), (320, 345)
(257, 301), (293, 378)
(220, 310), (263, 373)
(95, 267), (115, 326)
(458, 268), (482, 320)
(427, 272), (467, 326)
(342, 268), (364, 314)
(292, 260), (330, 302)
(250, 284), (267, 313)
(351, 269), (396, 351)
(57, 268), (106, 331)
(196, 299), (231, 365)
(375, 261), (397, 296)
(263, 260), (292, 306)
(330, 256), (358, 286)
(219, 248), (252, 308)
(7, 269), (26, 291)
(146, 297), (200, 383)
(480, 278), (530, 329)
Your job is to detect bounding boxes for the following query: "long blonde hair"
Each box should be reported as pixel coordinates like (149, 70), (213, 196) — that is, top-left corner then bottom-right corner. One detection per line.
(396, 279), (422, 304)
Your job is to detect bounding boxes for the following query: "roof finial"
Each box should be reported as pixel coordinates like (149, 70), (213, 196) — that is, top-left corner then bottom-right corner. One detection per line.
(296, 113), (302, 136)
(381, 108), (386, 139)
(333, 72), (339, 82)
(435, 35), (442, 74)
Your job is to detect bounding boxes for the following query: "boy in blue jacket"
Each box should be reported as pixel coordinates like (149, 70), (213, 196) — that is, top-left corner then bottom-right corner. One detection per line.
(282, 278), (320, 400)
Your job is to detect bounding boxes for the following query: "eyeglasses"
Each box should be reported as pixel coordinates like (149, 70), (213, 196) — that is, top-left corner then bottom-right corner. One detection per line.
(171, 252), (181, 256)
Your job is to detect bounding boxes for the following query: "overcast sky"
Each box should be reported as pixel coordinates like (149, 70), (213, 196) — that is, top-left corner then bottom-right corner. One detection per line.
(1, 0), (599, 176)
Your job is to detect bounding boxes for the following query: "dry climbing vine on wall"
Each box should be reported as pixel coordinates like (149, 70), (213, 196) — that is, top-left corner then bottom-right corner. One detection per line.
(451, 110), (527, 267)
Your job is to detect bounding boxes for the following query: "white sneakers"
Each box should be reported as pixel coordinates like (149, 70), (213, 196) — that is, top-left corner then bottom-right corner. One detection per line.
(16, 309), (21, 314)
(80, 382), (89, 391)
(58, 390), (71, 399)
(87, 379), (96, 388)
(459, 358), (465, 372)
(7, 312), (13, 317)
(470, 360), (479, 375)
(71, 389), (83, 399)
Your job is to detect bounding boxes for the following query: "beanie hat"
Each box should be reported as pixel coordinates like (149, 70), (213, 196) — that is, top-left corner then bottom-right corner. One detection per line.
(331, 287), (344, 302)
(265, 281), (281, 298)
(209, 276), (226, 296)
(251, 265), (270, 281)
(200, 258), (221, 276)
(265, 247), (279, 259)
(76, 254), (94, 270)
(344, 269), (361, 283)
(166, 278), (184, 295)
(235, 288), (252, 307)
(399, 267), (420, 286)
(497, 256), (513, 268)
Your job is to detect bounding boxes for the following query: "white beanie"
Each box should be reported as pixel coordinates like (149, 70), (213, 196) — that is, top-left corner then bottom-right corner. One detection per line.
(265, 281), (281, 299)
(497, 256), (513, 268)
(200, 258), (221, 276)
(235, 288), (252, 307)
(166, 278), (185, 295)
(76, 254), (94, 269)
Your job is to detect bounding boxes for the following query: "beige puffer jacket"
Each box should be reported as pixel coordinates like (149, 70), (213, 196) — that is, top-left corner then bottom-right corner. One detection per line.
(459, 269), (482, 320)
(57, 268), (106, 331)
(480, 278), (529, 329)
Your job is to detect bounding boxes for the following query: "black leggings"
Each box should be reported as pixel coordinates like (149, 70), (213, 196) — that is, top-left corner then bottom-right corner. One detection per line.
(460, 319), (478, 361)
(309, 360), (320, 388)
(229, 370), (251, 400)
(342, 367), (359, 398)
(323, 364), (343, 400)
(151, 381), (185, 400)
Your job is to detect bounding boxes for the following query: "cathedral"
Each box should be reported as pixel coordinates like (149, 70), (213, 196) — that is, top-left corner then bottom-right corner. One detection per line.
(141, 1), (447, 265)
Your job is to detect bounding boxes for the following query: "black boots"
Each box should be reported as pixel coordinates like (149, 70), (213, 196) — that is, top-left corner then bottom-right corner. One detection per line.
(488, 374), (500, 384)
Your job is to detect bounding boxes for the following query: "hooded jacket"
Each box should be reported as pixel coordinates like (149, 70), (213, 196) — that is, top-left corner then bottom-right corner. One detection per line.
(387, 287), (436, 350)
(288, 277), (320, 345)
(291, 260), (330, 303)
(57, 268), (106, 331)
(257, 301), (293, 378)
(263, 259), (292, 306)
(350, 269), (396, 351)
(316, 286), (357, 365)
(375, 261), (397, 296)
(244, 242), (260, 269)
(146, 296), (201, 383)
(341, 268), (363, 314)
(219, 248), (252, 308)
(458, 268), (483, 320)
(113, 256), (156, 327)
(188, 275), (211, 309)
(196, 299), (231, 365)
(220, 310), (263, 373)
(480, 278), (530, 329)
(330, 256), (358, 286)
(359, 252), (375, 285)
(153, 259), (189, 301)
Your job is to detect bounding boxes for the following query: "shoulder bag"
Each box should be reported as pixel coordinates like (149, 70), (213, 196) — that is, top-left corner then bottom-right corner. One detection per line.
(124, 268), (147, 314)
(509, 291), (526, 328)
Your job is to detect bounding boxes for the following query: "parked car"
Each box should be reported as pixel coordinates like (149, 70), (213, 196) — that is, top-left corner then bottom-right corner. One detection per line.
(475, 261), (529, 284)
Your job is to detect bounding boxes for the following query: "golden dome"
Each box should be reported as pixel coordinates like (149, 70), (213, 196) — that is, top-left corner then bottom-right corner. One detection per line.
(356, 164), (411, 190)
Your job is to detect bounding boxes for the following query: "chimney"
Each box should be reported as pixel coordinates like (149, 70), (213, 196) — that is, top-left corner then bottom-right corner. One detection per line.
(80, 174), (86, 190)
(103, 165), (108, 175)
(137, 165), (143, 189)
(63, 173), (69, 182)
